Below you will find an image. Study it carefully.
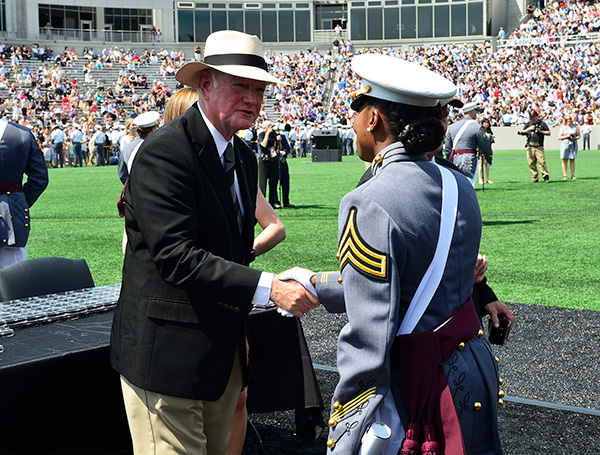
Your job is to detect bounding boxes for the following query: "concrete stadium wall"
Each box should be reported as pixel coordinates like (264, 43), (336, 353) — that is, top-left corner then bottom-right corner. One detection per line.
(492, 125), (600, 151)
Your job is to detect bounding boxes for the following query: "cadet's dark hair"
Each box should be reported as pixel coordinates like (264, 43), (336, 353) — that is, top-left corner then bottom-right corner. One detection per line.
(362, 96), (444, 155)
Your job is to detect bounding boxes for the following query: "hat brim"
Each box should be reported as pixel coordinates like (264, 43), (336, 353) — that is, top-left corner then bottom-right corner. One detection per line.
(175, 61), (283, 87)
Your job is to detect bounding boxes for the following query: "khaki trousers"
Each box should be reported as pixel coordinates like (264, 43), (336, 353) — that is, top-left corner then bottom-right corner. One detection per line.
(120, 347), (242, 455)
(527, 145), (549, 181)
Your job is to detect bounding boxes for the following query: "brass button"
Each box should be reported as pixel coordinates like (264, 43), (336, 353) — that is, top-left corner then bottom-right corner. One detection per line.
(457, 342), (465, 350)
(234, 307), (240, 313)
(6, 191), (10, 195)
(333, 401), (342, 410)
(25, 224), (29, 227)
(327, 439), (336, 449)
(499, 378), (504, 385)
(24, 208), (28, 212)
(498, 390), (505, 398)
(495, 356), (500, 364)
(374, 155), (383, 164)
(0, 214), (2, 218)
(337, 276), (343, 284)
(477, 329), (484, 338)
(335, 253), (340, 260)
(473, 402), (482, 411)
(328, 418), (337, 427)
(2, 239), (6, 243)
(25, 216), (28, 219)
(498, 399), (504, 407)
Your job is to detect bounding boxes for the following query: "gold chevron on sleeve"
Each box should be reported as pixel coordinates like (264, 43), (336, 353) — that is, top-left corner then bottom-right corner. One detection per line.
(337, 207), (388, 280)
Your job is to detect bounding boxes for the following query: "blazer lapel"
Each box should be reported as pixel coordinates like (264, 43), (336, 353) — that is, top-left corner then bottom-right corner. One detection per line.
(182, 105), (244, 248)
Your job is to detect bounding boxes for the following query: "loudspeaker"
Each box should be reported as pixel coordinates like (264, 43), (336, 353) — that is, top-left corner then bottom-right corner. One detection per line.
(312, 130), (341, 150)
(312, 148), (341, 162)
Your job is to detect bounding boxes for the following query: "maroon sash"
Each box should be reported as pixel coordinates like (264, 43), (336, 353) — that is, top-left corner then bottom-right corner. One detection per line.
(0, 181), (24, 193)
(395, 298), (480, 455)
(448, 149), (476, 163)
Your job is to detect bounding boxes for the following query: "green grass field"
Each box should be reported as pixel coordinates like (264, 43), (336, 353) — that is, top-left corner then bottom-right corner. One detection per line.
(27, 149), (600, 310)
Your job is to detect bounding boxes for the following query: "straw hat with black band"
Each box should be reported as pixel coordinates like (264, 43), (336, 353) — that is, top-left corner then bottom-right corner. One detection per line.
(175, 30), (283, 87)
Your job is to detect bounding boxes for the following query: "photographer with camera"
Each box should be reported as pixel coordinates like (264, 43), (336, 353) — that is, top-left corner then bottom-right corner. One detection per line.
(258, 120), (281, 208)
(558, 114), (580, 180)
(519, 109), (551, 183)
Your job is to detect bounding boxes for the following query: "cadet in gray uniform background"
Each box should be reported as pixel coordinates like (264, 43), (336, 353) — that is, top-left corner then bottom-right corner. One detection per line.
(117, 111), (160, 184)
(0, 117), (48, 268)
(443, 101), (492, 187)
(293, 55), (502, 454)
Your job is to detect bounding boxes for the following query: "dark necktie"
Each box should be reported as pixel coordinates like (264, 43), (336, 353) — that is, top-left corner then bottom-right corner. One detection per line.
(223, 143), (243, 233)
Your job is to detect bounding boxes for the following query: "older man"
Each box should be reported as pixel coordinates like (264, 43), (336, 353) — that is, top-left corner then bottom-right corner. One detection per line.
(110, 31), (318, 455)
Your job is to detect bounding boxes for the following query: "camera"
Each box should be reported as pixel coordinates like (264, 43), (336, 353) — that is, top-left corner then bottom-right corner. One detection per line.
(488, 315), (511, 345)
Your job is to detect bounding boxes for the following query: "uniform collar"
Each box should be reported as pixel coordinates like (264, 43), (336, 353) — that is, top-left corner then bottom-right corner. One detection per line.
(371, 142), (430, 176)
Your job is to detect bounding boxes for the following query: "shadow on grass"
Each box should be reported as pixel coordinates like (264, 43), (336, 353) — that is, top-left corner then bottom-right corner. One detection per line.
(482, 220), (536, 227)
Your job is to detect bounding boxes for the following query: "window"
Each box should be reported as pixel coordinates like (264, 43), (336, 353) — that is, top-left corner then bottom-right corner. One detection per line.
(451, 3), (466, 36)
(178, 9), (194, 41)
(350, 8), (366, 40)
(401, 6), (416, 38)
(262, 10), (277, 41)
(367, 8), (383, 40)
(211, 10), (227, 32)
(194, 10), (210, 42)
(384, 7), (400, 39)
(279, 10), (294, 42)
(295, 10), (310, 41)
(434, 4), (449, 37)
(467, 1), (483, 35)
(417, 5), (432, 37)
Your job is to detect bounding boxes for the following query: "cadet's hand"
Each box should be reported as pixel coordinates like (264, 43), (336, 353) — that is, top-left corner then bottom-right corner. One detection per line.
(484, 301), (515, 332)
(474, 254), (488, 284)
(270, 274), (319, 318)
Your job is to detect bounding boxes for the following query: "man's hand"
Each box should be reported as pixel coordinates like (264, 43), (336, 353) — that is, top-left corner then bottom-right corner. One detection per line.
(270, 274), (319, 318)
(474, 254), (488, 284)
(484, 301), (515, 332)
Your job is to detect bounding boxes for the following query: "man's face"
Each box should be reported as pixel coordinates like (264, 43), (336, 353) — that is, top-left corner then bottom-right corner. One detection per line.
(199, 71), (267, 140)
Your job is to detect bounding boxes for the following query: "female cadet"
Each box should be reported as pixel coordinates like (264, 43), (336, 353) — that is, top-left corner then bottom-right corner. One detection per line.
(309, 54), (503, 454)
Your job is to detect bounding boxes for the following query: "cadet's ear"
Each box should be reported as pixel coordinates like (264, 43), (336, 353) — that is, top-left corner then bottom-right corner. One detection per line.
(367, 107), (383, 133)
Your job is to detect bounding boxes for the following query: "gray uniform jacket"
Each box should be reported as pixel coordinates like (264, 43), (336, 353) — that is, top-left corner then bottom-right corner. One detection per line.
(443, 118), (492, 161)
(118, 138), (143, 184)
(315, 144), (502, 454)
(0, 120), (48, 248)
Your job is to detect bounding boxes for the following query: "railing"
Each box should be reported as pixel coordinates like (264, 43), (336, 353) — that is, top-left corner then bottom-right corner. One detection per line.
(313, 29), (348, 44)
(38, 27), (158, 44)
(498, 32), (600, 48)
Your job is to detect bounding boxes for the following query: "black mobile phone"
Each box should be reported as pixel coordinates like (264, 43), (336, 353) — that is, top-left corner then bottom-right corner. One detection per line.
(488, 315), (511, 345)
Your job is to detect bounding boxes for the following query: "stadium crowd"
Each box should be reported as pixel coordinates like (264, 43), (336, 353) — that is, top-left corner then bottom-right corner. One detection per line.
(0, 0), (597, 166)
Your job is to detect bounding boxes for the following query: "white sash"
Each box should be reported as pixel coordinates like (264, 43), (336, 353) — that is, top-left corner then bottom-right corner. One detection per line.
(397, 163), (459, 336)
(451, 119), (475, 149)
(374, 163), (459, 454)
(0, 118), (9, 142)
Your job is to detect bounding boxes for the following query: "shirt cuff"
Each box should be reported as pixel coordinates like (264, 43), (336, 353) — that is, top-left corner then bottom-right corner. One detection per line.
(251, 272), (274, 307)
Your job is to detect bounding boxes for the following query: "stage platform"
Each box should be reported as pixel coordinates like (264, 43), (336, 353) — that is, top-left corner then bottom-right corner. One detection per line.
(244, 302), (600, 455)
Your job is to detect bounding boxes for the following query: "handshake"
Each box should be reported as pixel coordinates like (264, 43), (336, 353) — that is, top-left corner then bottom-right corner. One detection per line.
(268, 267), (320, 318)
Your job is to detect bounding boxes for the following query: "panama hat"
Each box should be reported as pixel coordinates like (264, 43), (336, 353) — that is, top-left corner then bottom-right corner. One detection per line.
(176, 30), (283, 87)
(349, 54), (456, 111)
